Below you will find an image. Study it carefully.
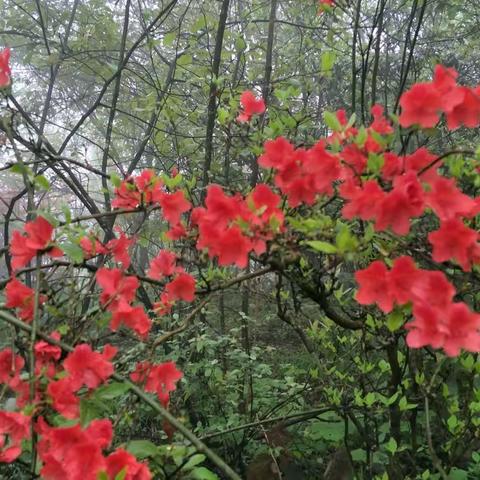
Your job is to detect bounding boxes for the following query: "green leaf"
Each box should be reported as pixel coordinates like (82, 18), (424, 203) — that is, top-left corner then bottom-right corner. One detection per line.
(190, 467), (219, 480)
(34, 174), (50, 190)
(217, 108), (229, 125)
(385, 437), (397, 454)
(178, 54), (193, 66)
(114, 468), (127, 480)
(164, 32), (176, 46)
(80, 398), (104, 425)
(323, 111), (342, 132)
(367, 153), (384, 174)
(386, 310), (404, 332)
(61, 242), (84, 264)
(94, 382), (130, 400)
(321, 50), (336, 75)
(126, 440), (158, 459)
(235, 36), (246, 51)
(336, 225), (358, 253)
(398, 396), (417, 411)
(306, 240), (337, 254)
(10, 163), (33, 177)
(110, 172), (122, 187)
(182, 454), (206, 471)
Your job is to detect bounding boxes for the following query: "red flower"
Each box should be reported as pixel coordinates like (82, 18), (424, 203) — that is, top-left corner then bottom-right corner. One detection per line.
(105, 448), (152, 480)
(96, 268), (138, 310)
(375, 171), (425, 235)
(47, 377), (80, 419)
(399, 82), (444, 128)
(79, 236), (107, 258)
(131, 361), (183, 407)
(0, 348), (24, 389)
(355, 261), (394, 313)
(37, 418), (112, 480)
(112, 170), (164, 210)
(112, 180), (142, 209)
(153, 292), (174, 316)
(0, 48), (11, 88)
(340, 179), (385, 221)
(147, 250), (178, 280)
(9, 217), (63, 270)
(158, 190), (191, 225)
(370, 104), (393, 135)
(406, 302), (480, 356)
(165, 273), (196, 302)
(432, 65), (464, 113)
(63, 344), (116, 390)
(5, 277), (47, 322)
(446, 86), (480, 129)
(0, 411), (30, 463)
(258, 137), (295, 171)
(166, 222), (187, 240)
(428, 218), (479, 271)
(110, 305), (152, 338)
(35, 332), (61, 377)
(237, 90), (265, 122)
(105, 231), (134, 269)
(426, 177), (477, 220)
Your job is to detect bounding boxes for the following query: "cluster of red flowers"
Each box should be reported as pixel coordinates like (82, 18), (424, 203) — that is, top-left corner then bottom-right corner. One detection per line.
(147, 250), (196, 316)
(399, 65), (480, 129)
(9, 216), (63, 271)
(80, 229), (134, 268)
(36, 417), (151, 479)
(96, 267), (152, 338)
(191, 183), (284, 268)
(355, 257), (480, 356)
(5, 216), (63, 322)
(236, 90), (265, 123)
(130, 360), (183, 407)
(112, 169), (191, 239)
(2, 55), (480, 476)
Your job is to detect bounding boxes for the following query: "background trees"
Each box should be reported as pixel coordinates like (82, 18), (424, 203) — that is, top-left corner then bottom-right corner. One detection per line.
(1, 0), (480, 478)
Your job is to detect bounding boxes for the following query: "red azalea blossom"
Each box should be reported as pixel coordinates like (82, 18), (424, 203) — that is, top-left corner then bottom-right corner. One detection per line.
(105, 448), (152, 480)
(96, 267), (138, 309)
(166, 222), (187, 240)
(5, 277), (47, 321)
(112, 170), (164, 210)
(0, 48), (11, 88)
(110, 305), (152, 338)
(35, 332), (61, 377)
(153, 292), (174, 316)
(147, 250), (178, 280)
(37, 418), (112, 480)
(355, 260), (394, 313)
(406, 302), (480, 356)
(9, 217), (63, 270)
(425, 177), (477, 220)
(165, 272), (196, 302)
(237, 90), (265, 123)
(374, 171), (425, 235)
(131, 361), (183, 407)
(63, 344), (116, 389)
(79, 236), (107, 258)
(0, 411), (31, 463)
(0, 348), (24, 389)
(399, 82), (444, 128)
(47, 377), (80, 419)
(105, 231), (134, 269)
(428, 218), (479, 271)
(158, 190), (192, 225)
